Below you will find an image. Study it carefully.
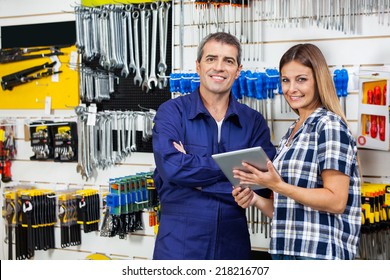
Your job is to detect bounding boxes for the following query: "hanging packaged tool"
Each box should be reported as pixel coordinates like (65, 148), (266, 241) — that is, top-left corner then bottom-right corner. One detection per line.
(0, 46), (65, 64)
(0, 124), (16, 182)
(76, 189), (100, 233)
(29, 121), (54, 160)
(52, 122), (78, 162)
(18, 189), (56, 259)
(58, 193), (81, 247)
(1, 61), (62, 91)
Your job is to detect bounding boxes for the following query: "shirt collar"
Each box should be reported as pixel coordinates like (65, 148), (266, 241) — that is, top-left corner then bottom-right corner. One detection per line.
(300, 106), (327, 126)
(188, 88), (242, 126)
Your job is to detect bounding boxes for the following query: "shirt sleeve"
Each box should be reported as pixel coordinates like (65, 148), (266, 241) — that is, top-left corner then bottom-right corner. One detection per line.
(152, 101), (225, 189)
(317, 119), (355, 176)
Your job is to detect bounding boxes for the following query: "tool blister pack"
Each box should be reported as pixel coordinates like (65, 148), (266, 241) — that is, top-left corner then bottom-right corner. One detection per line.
(357, 70), (390, 150)
(29, 121), (78, 161)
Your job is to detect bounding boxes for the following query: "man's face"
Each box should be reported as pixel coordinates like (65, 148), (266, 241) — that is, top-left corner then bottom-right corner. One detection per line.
(196, 40), (242, 97)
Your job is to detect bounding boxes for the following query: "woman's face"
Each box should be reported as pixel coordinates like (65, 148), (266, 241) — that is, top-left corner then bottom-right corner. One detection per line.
(280, 60), (321, 117)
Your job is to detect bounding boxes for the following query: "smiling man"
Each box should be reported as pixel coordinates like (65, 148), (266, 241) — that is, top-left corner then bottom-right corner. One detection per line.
(151, 32), (276, 260)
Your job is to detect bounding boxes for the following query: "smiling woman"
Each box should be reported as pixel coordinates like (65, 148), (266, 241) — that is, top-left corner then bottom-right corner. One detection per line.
(233, 43), (361, 260)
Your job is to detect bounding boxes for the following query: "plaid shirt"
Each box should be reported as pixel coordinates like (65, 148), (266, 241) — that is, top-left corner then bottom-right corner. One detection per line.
(270, 107), (361, 260)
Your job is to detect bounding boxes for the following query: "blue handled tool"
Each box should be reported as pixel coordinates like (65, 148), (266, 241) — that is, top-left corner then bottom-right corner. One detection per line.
(340, 68), (349, 114)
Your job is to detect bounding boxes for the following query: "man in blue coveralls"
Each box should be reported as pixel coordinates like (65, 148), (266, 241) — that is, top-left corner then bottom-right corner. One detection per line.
(152, 32), (276, 260)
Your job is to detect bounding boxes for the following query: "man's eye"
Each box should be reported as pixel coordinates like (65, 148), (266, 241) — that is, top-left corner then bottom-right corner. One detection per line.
(206, 57), (215, 62)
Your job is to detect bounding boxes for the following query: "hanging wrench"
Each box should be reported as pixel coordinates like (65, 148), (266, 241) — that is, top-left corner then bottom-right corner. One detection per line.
(139, 5), (147, 75)
(148, 2), (159, 89)
(131, 113), (138, 152)
(132, 10), (142, 86)
(158, 2), (170, 89)
(125, 4), (136, 74)
(141, 10), (151, 92)
(120, 11), (130, 77)
(157, 2), (167, 73)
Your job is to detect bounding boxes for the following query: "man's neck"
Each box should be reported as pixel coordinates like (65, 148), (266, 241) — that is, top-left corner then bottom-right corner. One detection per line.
(200, 91), (230, 122)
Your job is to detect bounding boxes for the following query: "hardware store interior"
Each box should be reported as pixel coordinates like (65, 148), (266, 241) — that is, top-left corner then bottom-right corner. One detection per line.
(1, 0), (390, 260)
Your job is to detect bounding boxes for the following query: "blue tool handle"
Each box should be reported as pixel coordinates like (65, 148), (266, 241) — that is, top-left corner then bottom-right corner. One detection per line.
(333, 69), (342, 97)
(246, 71), (256, 98)
(232, 79), (241, 100)
(239, 70), (248, 97)
(340, 69), (349, 97)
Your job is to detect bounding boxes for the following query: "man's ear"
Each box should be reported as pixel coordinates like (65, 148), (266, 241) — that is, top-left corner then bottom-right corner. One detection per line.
(196, 60), (200, 74)
(235, 65), (243, 79)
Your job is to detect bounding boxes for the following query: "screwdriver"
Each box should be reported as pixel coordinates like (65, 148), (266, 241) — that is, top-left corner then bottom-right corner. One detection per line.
(340, 68), (349, 114)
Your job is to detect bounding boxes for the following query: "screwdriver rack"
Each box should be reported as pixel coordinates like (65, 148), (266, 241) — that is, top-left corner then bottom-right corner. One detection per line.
(357, 70), (390, 151)
(360, 183), (390, 260)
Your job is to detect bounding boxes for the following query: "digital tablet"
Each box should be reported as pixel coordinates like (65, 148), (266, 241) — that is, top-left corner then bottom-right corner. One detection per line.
(212, 146), (271, 190)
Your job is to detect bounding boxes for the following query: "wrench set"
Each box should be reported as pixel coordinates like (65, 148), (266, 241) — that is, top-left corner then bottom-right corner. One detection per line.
(29, 121), (78, 162)
(3, 187), (56, 259)
(2, 186), (101, 259)
(75, 105), (155, 181)
(74, 1), (171, 95)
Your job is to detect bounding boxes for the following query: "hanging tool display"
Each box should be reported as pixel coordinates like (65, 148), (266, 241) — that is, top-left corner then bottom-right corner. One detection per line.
(74, 105), (155, 181)
(74, 1), (171, 93)
(76, 189), (100, 233)
(0, 122), (16, 183)
(58, 192), (81, 248)
(29, 121), (55, 160)
(333, 68), (349, 114)
(0, 46), (64, 64)
(17, 188), (57, 259)
(1, 61), (61, 91)
(101, 172), (154, 238)
(360, 183), (390, 260)
(53, 122), (78, 162)
(359, 79), (388, 146)
(29, 121), (78, 162)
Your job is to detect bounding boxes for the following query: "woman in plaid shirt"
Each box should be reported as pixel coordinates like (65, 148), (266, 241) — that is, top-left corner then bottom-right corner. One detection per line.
(232, 43), (361, 260)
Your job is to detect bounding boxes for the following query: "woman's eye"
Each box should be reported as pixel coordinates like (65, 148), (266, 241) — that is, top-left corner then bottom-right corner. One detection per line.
(297, 77), (307, 82)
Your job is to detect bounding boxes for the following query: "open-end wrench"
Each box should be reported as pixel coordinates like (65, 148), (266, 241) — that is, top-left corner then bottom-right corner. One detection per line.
(132, 10), (142, 86)
(141, 10), (151, 92)
(158, 2), (170, 89)
(157, 2), (167, 73)
(125, 4), (136, 74)
(99, 9), (111, 69)
(131, 113), (138, 152)
(126, 112), (133, 156)
(120, 11), (130, 77)
(139, 5), (147, 75)
(148, 2), (158, 89)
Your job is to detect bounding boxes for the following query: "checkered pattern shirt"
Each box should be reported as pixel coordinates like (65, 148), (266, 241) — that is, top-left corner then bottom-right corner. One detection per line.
(270, 107), (361, 260)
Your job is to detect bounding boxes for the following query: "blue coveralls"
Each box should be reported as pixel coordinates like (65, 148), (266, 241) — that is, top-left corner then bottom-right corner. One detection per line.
(152, 89), (276, 260)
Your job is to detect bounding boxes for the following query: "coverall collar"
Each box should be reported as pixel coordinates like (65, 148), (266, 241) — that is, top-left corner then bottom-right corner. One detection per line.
(188, 88), (242, 127)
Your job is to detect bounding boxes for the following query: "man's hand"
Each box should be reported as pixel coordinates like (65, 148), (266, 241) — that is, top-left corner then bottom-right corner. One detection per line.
(173, 141), (186, 154)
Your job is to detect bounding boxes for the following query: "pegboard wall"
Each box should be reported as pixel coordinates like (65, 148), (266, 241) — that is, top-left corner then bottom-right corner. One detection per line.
(75, 1), (172, 152)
